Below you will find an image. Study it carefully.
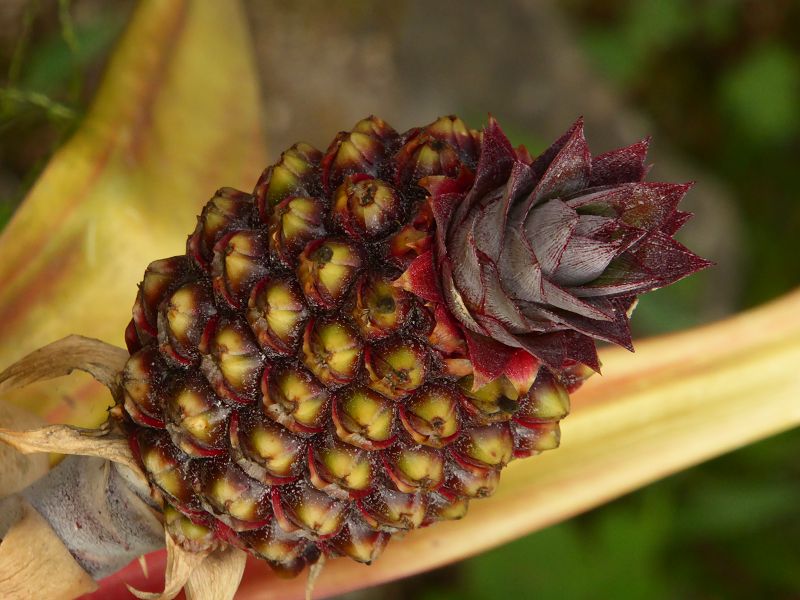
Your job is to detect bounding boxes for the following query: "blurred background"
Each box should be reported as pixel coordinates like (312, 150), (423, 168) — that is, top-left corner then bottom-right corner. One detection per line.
(0, 0), (798, 598)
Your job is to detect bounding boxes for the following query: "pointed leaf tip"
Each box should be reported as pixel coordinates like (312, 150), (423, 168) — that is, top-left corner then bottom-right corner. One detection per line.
(470, 116), (517, 194)
(394, 251), (443, 304)
(589, 137), (652, 186)
(462, 329), (517, 389)
(530, 120), (591, 203)
(503, 350), (541, 396)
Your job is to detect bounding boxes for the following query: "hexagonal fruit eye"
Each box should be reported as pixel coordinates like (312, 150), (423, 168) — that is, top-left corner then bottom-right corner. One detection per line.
(515, 369), (570, 423)
(333, 175), (402, 240)
(238, 521), (314, 578)
(296, 238), (363, 309)
(253, 142), (322, 222)
(399, 384), (461, 448)
(273, 479), (348, 539)
(452, 423), (514, 471)
(199, 317), (265, 405)
(308, 434), (373, 497)
(268, 196), (326, 266)
(261, 364), (329, 435)
(332, 386), (395, 451)
(365, 338), (428, 400)
(351, 276), (411, 340)
(163, 375), (230, 458)
(230, 410), (305, 484)
(326, 517), (389, 564)
(384, 442), (445, 493)
(247, 277), (309, 356)
(158, 282), (216, 367)
(210, 230), (269, 309)
(358, 487), (426, 532)
(192, 460), (271, 530)
(302, 318), (363, 386)
(458, 374), (521, 424)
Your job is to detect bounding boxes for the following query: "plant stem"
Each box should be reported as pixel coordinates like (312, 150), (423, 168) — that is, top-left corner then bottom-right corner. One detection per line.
(4, 455), (164, 579)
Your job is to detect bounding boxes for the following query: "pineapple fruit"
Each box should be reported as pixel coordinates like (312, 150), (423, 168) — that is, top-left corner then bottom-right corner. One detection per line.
(119, 115), (709, 576)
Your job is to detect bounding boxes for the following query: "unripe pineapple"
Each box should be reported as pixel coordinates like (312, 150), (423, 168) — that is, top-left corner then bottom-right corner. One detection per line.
(120, 115), (709, 576)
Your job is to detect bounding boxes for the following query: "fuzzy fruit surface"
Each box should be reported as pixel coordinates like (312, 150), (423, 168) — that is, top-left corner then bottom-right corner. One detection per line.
(120, 115), (708, 576)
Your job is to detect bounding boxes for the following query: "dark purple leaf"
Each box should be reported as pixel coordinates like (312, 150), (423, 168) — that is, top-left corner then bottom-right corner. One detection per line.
(474, 160), (536, 261)
(661, 210), (693, 236)
(473, 313), (524, 349)
(478, 259), (538, 333)
(462, 328), (517, 386)
(471, 190), (507, 263)
(441, 259), (483, 334)
(589, 137), (650, 186)
(551, 221), (643, 287)
(514, 330), (600, 372)
(497, 229), (614, 322)
(452, 117), (516, 227)
(529, 120), (591, 204)
(573, 231), (711, 297)
(450, 210), (485, 309)
(524, 199), (578, 277)
(528, 118), (584, 182)
(629, 231), (713, 288)
(567, 182), (691, 231)
(430, 191), (465, 252)
(569, 253), (659, 297)
(522, 298), (633, 350)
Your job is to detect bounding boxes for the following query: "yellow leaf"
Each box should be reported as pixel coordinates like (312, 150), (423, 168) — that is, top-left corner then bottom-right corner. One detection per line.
(0, 0), (266, 426)
(0, 498), (97, 599)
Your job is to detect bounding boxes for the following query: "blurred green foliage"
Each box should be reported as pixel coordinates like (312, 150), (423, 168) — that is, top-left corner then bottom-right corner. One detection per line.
(720, 44), (800, 145)
(0, 0), (126, 230)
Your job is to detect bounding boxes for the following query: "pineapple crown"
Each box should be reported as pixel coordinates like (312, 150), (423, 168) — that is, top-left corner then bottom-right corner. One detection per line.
(396, 117), (711, 387)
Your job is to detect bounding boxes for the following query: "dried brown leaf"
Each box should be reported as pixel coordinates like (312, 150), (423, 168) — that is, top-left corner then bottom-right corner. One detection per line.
(138, 555), (151, 580)
(0, 402), (48, 497)
(0, 424), (141, 476)
(185, 547), (247, 600)
(128, 530), (208, 600)
(0, 335), (127, 394)
(0, 497), (97, 599)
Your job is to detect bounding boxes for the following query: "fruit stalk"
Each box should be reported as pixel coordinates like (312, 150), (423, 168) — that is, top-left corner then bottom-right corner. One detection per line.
(0, 455), (163, 580)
